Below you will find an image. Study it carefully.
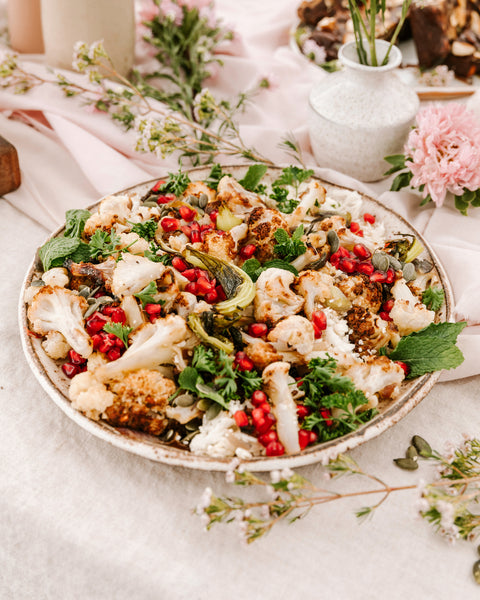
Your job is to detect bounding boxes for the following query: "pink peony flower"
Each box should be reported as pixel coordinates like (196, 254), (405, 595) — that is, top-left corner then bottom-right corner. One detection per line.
(137, 0), (160, 22)
(404, 103), (480, 207)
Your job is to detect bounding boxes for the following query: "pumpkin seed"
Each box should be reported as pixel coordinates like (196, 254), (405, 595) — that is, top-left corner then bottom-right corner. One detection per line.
(176, 394), (195, 407)
(182, 430), (200, 443)
(78, 285), (91, 298)
(197, 399), (211, 412)
(164, 429), (175, 442)
(477, 544), (480, 557)
(372, 251), (389, 272)
(473, 560), (480, 584)
(142, 200), (158, 207)
(388, 255), (402, 271)
(327, 230), (339, 254)
(198, 193), (209, 208)
(205, 403), (222, 420)
(186, 194), (198, 206)
(305, 251), (328, 270)
(393, 457), (419, 470)
(406, 445), (418, 459)
(402, 262), (416, 282)
(413, 258), (433, 273)
(412, 435), (432, 458)
(31, 279), (46, 287)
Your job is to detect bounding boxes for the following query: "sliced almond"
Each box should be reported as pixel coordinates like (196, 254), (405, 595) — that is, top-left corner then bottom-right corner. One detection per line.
(451, 40), (475, 57)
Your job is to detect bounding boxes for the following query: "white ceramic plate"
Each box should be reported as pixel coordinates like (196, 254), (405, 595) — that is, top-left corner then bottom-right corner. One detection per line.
(19, 165), (453, 471)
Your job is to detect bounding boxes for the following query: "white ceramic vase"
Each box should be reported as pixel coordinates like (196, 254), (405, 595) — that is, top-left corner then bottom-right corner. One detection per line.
(40, 0), (135, 77)
(308, 40), (419, 182)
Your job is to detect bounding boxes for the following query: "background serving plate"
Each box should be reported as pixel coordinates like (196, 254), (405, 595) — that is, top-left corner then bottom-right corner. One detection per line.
(19, 165), (454, 471)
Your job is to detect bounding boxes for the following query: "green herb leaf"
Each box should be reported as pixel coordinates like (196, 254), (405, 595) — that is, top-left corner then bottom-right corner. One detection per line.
(178, 366), (200, 393)
(130, 219), (158, 241)
(389, 321), (467, 378)
(156, 170), (191, 196)
(237, 370), (262, 396)
(134, 281), (165, 308)
(64, 209), (91, 238)
(204, 163), (225, 190)
(103, 322), (133, 348)
(273, 166), (313, 191)
(239, 164), (268, 192)
(390, 170), (413, 192)
(270, 185), (299, 214)
(422, 286), (445, 311)
(241, 257), (298, 282)
(262, 259), (298, 276)
(88, 229), (121, 260)
(192, 345), (217, 374)
(383, 154), (406, 176)
(273, 225), (306, 262)
(38, 237), (82, 271)
(144, 243), (172, 264)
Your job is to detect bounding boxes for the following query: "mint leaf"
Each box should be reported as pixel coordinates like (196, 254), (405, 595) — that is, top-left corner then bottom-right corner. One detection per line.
(239, 164), (268, 192)
(262, 259), (298, 276)
(422, 286), (445, 311)
(389, 321), (466, 378)
(242, 257), (298, 282)
(64, 209), (91, 238)
(38, 237), (82, 271)
(103, 322), (133, 348)
(273, 225), (306, 262)
(178, 367), (200, 393)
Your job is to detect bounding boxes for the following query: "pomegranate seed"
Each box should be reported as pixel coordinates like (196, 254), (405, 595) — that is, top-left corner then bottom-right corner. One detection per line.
(204, 290), (218, 304)
(313, 323), (322, 339)
(196, 277), (215, 295)
(181, 225), (192, 238)
(160, 217), (179, 232)
(338, 258), (357, 274)
(309, 431), (318, 444)
(156, 194), (175, 204)
(114, 337), (125, 348)
(338, 246), (350, 258)
(353, 244), (371, 260)
(356, 261), (375, 276)
(370, 271), (388, 283)
(382, 299), (395, 312)
(385, 268), (395, 284)
(252, 408), (266, 422)
(239, 244), (257, 259)
(237, 357), (254, 372)
(215, 285), (227, 301)
(101, 305), (116, 316)
(396, 361), (410, 376)
(251, 390), (268, 406)
(266, 441), (285, 457)
(68, 349), (85, 365)
(182, 268), (197, 282)
(248, 322), (268, 338)
(356, 229), (364, 237)
(363, 213), (376, 224)
(330, 253), (340, 268)
(190, 230), (202, 243)
(144, 303), (163, 316)
(258, 414), (276, 434)
(195, 268), (208, 279)
(91, 333), (103, 350)
(379, 311), (392, 321)
(296, 404), (310, 419)
(62, 363), (80, 378)
(299, 429), (311, 450)
(185, 282), (199, 295)
(98, 337), (116, 354)
(151, 179), (165, 192)
(110, 307), (126, 324)
(350, 221), (360, 233)
(209, 210), (218, 224)
(172, 257), (188, 272)
(107, 347), (122, 361)
(190, 222), (200, 231)
(258, 430), (278, 447)
(312, 310), (327, 331)
(321, 409), (333, 427)
(233, 410), (249, 428)
(259, 402), (271, 413)
(85, 312), (108, 336)
(179, 205), (197, 222)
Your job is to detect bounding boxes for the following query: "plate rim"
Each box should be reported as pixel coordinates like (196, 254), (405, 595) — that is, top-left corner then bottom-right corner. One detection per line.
(18, 164), (453, 471)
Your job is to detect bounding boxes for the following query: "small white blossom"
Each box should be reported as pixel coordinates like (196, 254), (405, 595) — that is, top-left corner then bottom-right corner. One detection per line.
(196, 486), (212, 514)
(302, 39), (327, 65)
(270, 470), (281, 484)
(281, 468), (294, 480)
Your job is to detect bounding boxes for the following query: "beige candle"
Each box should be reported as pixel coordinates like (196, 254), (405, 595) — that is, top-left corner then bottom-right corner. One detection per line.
(40, 0), (135, 77)
(7, 0), (44, 54)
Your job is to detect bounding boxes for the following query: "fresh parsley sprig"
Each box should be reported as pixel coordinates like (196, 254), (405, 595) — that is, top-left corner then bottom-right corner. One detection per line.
(88, 229), (122, 260)
(130, 219), (158, 241)
(155, 170), (191, 196)
(103, 322), (133, 348)
(273, 166), (314, 196)
(134, 281), (165, 308)
(421, 286), (445, 311)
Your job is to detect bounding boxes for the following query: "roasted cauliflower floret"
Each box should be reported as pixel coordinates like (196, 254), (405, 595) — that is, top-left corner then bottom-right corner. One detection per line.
(94, 314), (188, 381)
(41, 331), (71, 360)
(267, 315), (315, 356)
(182, 181), (216, 203)
(341, 356), (405, 409)
(69, 371), (116, 419)
(214, 175), (264, 216)
(243, 338), (282, 371)
(42, 267), (69, 288)
(110, 252), (166, 297)
(247, 206), (289, 262)
(346, 305), (400, 352)
(66, 257), (117, 292)
(120, 295), (145, 329)
(336, 274), (383, 313)
(254, 268), (304, 326)
(285, 180), (326, 229)
(390, 280), (435, 336)
(153, 268), (180, 311)
(118, 232), (150, 255)
(27, 286), (92, 358)
(306, 307), (356, 364)
(201, 229), (236, 262)
(83, 194), (132, 237)
(294, 268), (335, 318)
(263, 362), (301, 454)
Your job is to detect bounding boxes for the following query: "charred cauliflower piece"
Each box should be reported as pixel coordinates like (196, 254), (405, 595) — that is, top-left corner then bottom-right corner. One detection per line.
(111, 253), (166, 297)
(267, 315), (315, 356)
(336, 274), (383, 313)
(285, 180), (326, 229)
(201, 229), (236, 262)
(214, 175), (264, 216)
(83, 194), (132, 237)
(390, 280), (435, 336)
(346, 305), (400, 352)
(247, 206), (289, 262)
(295, 268), (335, 318)
(182, 181), (216, 204)
(254, 268), (304, 326)
(243, 338), (283, 371)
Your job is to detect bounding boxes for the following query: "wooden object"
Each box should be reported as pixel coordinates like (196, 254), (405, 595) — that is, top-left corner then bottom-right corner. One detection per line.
(0, 136), (21, 196)
(7, 0), (44, 54)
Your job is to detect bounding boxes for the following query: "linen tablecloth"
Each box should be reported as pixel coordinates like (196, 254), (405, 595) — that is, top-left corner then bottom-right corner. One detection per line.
(2, 1), (480, 598)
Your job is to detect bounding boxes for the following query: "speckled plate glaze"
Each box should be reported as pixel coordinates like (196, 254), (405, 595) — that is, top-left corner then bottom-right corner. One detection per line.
(19, 165), (453, 471)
